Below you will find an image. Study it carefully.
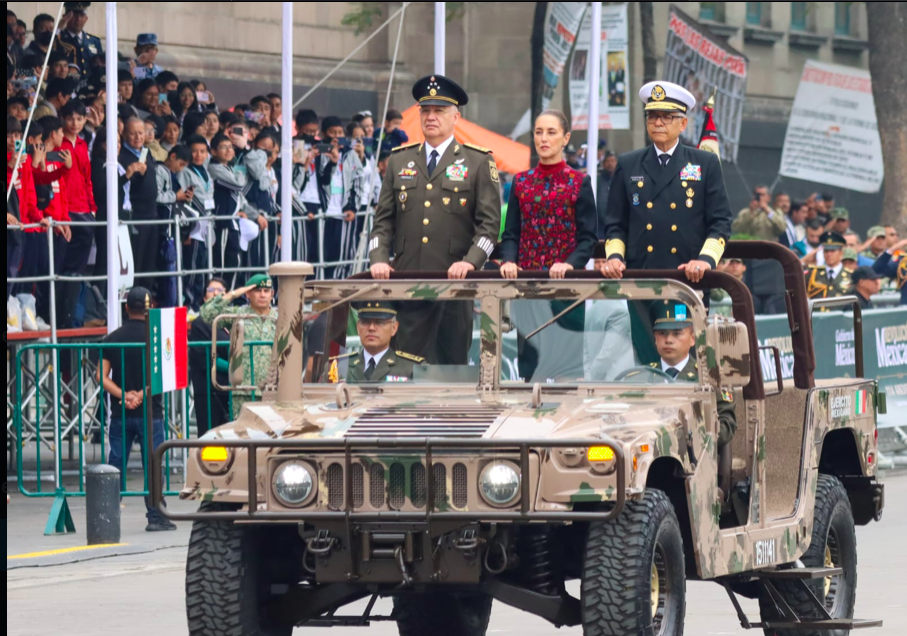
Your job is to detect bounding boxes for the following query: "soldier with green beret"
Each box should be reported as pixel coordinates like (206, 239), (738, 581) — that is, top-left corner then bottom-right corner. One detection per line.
(325, 303), (426, 384)
(368, 74), (502, 365)
(200, 274), (277, 419)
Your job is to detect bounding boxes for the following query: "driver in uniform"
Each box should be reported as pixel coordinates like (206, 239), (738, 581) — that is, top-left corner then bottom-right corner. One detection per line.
(326, 303), (426, 383)
(625, 302), (737, 448)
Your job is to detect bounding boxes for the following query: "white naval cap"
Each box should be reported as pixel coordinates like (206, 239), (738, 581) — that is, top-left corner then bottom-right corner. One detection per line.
(638, 81), (697, 115)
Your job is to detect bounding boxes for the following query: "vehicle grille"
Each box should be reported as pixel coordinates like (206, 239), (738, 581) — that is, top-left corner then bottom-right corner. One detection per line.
(325, 460), (469, 511)
(343, 406), (505, 438)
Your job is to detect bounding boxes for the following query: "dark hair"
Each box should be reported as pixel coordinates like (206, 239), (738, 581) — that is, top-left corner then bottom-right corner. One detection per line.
(256, 129), (280, 149)
(189, 79), (205, 90)
(7, 95), (29, 113)
(161, 114), (180, 130)
(321, 115), (342, 134)
(7, 10), (16, 19)
(820, 192), (834, 201)
(774, 191), (788, 199)
(753, 185), (769, 196)
(89, 126), (108, 164)
(133, 77), (158, 108)
(536, 109), (570, 134)
(155, 70), (179, 88)
(33, 14), (54, 31)
(233, 103), (251, 115)
(182, 111), (208, 139)
(60, 98), (88, 119)
(250, 95), (270, 109)
(25, 121), (43, 140)
(806, 219), (824, 231)
(168, 144), (191, 163)
(208, 277), (228, 289)
(17, 19), (25, 29)
(385, 109), (402, 122)
(45, 78), (74, 100)
(145, 114), (165, 139)
(48, 50), (68, 66)
(7, 116), (22, 135)
(210, 133), (231, 152)
(219, 110), (240, 128)
(247, 120), (262, 133)
(789, 200), (805, 213)
(266, 93), (280, 102)
(37, 116), (63, 140)
(295, 109), (318, 129)
(169, 81), (198, 118)
(185, 134), (208, 149)
(346, 121), (364, 137)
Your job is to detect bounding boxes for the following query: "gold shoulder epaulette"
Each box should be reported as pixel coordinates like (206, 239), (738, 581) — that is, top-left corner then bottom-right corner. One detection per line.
(648, 362), (658, 368)
(396, 351), (425, 363)
(392, 142), (420, 153)
(464, 143), (492, 154)
(329, 351), (358, 361)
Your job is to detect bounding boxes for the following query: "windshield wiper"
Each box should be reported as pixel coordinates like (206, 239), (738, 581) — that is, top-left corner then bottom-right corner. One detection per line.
(524, 283), (605, 341)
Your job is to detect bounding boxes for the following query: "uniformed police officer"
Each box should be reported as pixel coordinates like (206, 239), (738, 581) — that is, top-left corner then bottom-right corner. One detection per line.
(805, 232), (852, 300)
(368, 75), (502, 364)
(326, 303), (426, 384)
(600, 81), (732, 285)
(57, 3), (104, 92)
(648, 303), (737, 448)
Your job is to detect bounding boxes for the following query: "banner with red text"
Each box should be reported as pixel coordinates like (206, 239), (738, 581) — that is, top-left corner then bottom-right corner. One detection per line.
(779, 60), (884, 193)
(663, 5), (748, 162)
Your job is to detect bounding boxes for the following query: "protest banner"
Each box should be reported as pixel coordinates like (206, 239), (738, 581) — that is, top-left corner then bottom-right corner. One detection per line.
(541, 2), (588, 110)
(662, 5), (747, 162)
(779, 60), (884, 193)
(569, 3), (630, 131)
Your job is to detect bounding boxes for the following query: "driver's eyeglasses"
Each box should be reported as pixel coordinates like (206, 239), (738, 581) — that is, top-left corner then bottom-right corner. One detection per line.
(206, 288), (225, 295)
(645, 113), (684, 124)
(358, 319), (393, 328)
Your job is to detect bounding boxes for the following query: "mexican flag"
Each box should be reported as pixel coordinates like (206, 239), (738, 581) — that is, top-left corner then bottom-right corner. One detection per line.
(855, 389), (868, 416)
(149, 307), (188, 396)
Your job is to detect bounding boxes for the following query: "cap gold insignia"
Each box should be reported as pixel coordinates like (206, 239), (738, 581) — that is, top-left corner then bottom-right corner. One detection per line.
(686, 188), (695, 198)
(686, 199), (693, 208)
(652, 85), (666, 102)
(430, 88), (437, 96)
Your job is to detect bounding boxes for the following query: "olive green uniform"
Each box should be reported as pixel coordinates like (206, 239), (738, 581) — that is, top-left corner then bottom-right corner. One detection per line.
(805, 265), (852, 300)
(648, 357), (737, 447)
(200, 296), (277, 418)
(367, 140), (502, 364)
(326, 349), (425, 384)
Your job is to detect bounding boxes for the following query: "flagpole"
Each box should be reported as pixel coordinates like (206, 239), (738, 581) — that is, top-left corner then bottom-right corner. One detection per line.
(280, 1), (294, 263)
(105, 2), (121, 331)
(435, 2), (446, 75)
(587, 2), (602, 196)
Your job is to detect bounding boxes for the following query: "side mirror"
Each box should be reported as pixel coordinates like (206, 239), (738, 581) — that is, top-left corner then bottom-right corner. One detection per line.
(229, 319), (246, 388)
(706, 320), (752, 389)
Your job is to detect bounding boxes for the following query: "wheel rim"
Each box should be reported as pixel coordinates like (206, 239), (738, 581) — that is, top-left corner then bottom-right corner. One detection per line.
(823, 529), (842, 613)
(652, 545), (669, 633)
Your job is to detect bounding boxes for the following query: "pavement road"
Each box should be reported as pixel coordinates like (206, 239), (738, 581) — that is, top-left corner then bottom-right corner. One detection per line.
(8, 473), (906, 636)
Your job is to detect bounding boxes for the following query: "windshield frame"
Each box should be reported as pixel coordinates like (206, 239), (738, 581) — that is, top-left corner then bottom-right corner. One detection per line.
(304, 278), (708, 391)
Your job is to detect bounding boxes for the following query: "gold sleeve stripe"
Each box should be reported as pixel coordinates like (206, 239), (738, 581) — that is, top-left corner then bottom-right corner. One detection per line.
(700, 238), (725, 264)
(605, 239), (626, 259)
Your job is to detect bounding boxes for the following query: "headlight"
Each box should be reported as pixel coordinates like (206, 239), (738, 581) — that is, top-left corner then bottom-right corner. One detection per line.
(199, 446), (233, 475)
(480, 463), (521, 507)
(272, 462), (316, 507)
(587, 445), (617, 475)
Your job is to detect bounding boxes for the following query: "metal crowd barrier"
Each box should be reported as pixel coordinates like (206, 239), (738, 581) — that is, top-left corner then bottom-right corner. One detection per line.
(10, 340), (273, 501)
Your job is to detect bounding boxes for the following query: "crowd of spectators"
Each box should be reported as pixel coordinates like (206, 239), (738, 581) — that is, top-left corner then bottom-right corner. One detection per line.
(7, 7), (399, 327)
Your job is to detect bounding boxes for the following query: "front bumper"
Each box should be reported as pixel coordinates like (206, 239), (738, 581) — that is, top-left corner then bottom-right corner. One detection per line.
(152, 437), (627, 523)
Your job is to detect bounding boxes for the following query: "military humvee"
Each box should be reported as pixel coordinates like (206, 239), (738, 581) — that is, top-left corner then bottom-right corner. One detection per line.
(154, 241), (885, 636)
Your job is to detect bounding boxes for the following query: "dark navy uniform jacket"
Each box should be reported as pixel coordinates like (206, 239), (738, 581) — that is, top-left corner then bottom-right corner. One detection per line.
(604, 143), (732, 269)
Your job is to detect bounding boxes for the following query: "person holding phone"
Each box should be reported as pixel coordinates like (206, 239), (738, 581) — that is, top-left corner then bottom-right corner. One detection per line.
(345, 121), (378, 276)
(119, 118), (161, 288)
(178, 135), (215, 309)
(169, 81), (200, 125)
(316, 115), (362, 279)
(133, 33), (162, 82)
(133, 78), (171, 120)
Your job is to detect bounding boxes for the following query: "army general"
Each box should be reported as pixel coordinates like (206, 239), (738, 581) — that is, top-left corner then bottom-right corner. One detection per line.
(600, 81), (732, 285)
(368, 75), (502, 364)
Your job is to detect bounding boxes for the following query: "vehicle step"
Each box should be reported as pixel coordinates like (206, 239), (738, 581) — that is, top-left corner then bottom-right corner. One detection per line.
(755, 567), (843, 580)
(759, 619), (883, 630)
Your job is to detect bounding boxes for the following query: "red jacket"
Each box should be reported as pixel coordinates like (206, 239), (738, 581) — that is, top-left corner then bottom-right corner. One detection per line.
(36, 159), (71, 223)
(7, 153), (41, 233)
(60, 136), (96, 214)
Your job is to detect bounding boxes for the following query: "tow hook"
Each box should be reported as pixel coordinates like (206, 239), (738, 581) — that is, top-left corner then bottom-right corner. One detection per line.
(453, 528), (484, 556)
(307, 530), (338, 557)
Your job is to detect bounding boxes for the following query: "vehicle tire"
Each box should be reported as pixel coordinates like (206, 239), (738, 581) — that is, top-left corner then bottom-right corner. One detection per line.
(186, 502), (292, 636)
(582, 489), (685, 636)
(758, 474), (857, 636)
(394, 592), (493, 636)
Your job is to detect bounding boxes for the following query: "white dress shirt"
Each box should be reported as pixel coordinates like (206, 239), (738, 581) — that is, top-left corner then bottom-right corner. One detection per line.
(654, 140), (681, 166)
(826, 262), (844, 281)
(364, 348), (389, 370)
(661, 355), (690, 378)
(425, 136), (456, 166)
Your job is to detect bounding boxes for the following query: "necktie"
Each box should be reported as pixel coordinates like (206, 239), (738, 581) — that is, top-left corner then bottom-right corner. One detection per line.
(828, 269), (835, 283)
(666, 367), (679, 379)
(659, 154), (670, 169)
(427, 150), (439, 176)
(364, 358), (376, 381)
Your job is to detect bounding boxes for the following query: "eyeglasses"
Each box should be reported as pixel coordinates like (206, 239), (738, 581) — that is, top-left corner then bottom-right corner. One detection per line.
(645, 113), (685, 124)
(206, 288), (225, 295)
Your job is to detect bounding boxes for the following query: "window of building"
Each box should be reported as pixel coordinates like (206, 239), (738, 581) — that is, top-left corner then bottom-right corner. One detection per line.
(700, 2), (726, 23)
(746, 2), (763, 26)
(835, 3), (851, 35)
(790, 2), (808, 31)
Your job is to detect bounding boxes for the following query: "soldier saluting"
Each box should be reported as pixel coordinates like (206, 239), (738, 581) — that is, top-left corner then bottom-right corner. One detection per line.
(600, 81), (732, 285)
(368, 75), (502, 364)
